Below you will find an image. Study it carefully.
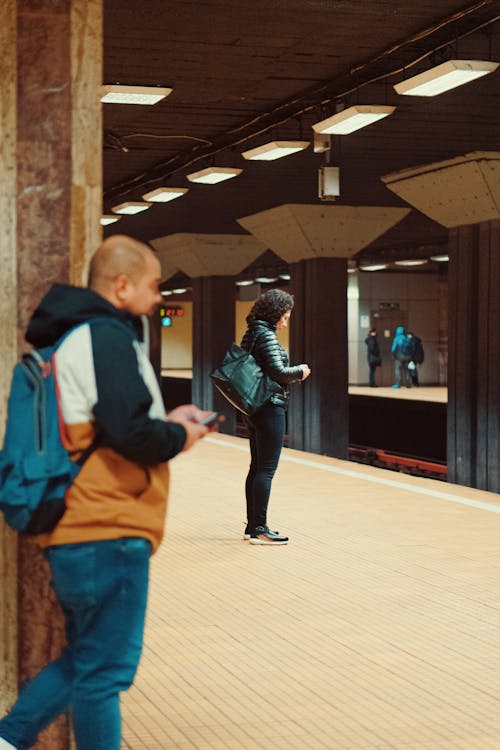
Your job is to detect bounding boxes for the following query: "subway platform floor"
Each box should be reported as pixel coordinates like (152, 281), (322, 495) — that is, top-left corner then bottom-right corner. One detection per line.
(122, 433), (500, 750)
(348, 387), (447, 403)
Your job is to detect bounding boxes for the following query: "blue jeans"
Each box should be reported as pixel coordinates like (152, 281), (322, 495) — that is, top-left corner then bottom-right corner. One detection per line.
(244, 403), (286, 529)
(394, 358), (411, 387)
(0, 537), (151, 750)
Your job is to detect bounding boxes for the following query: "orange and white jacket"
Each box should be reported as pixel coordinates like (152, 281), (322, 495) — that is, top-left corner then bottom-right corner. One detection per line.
(26, 284), (187, 553)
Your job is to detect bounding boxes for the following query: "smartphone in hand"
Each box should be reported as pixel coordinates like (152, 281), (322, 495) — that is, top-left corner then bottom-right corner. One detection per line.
(199, 411), (223, 426)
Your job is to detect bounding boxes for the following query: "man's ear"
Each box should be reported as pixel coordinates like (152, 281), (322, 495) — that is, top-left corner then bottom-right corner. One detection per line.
(113, 273), (131, 304)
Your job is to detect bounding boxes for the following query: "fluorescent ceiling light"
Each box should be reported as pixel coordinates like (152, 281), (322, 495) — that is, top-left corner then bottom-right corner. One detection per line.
(142, 187), (189, 202)
(394, 60), (499, 97)
(394, 259), (427, 267)
(312, 105), (395, 135)
(279, 273), (291, 281)
(187, 167), (243, 184)
(360, 264), (387, 272)
(254, 275), (279, 283)
(112, 201), (151, 215)
(101, 85), (172, 105)
(100, 215), (121, 226)
(430, 254), (449, 262)
(242, 141), (310, 161)
(235, 279), (255, 287)
(172, 288), (188, 294)
(161, 290), (173, 296)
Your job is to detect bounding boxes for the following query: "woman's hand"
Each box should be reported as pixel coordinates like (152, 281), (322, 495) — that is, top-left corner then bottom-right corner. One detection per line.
(300, 364), (311, 381)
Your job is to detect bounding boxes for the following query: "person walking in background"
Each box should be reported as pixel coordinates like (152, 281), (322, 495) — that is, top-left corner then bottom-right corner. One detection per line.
(240, 289), (310, 545)
(391, 325), (413, 388)
(364, 328), (381, 387)
(0, 235), (215, 750)
(407, 331), (424, 386)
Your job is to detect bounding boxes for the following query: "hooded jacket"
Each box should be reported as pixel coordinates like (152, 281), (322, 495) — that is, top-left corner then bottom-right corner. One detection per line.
(391, 325), (412, 362)
(27, 284), (186, 553)
(240, 319), (303, 408)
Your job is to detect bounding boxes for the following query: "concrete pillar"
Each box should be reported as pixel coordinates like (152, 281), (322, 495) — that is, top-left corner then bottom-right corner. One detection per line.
(289, 258), (349, 458)
(192, 276), (237, 435)
(447, 220), (500, 492)
(0, 2), (102, 748)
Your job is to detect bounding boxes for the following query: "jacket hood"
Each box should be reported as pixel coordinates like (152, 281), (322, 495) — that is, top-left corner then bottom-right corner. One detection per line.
(26, 284), (141, 348)
(395, 326), (405, 335)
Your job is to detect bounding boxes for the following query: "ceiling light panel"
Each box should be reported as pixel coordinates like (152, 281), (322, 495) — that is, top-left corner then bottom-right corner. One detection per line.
(394, 259), (427, 266)
(187, 167), (243, 184)
(312, 106), (395, 135)
(101, 85), (173, 105)
(394, 60), (499, 97)
(100, 215), (121, 226)
(112, 202), (151, 215)
(242, 141), (310, 161)
(142, 188), (189, 202)
(360, 264), (387, 271)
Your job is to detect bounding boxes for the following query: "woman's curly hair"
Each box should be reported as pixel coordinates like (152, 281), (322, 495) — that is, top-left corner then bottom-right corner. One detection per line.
(246, 289), (295, 326)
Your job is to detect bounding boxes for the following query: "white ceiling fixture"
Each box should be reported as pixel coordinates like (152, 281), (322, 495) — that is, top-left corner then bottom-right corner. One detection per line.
(394, 259), (428, 266)
(101, 85), (173, 105)
(186, 167), (243, 184)
(242, 141), (310, 161)
(235, 279), (256, 287)
(312, 105), (395, 135)
(161, 290), (173, 296)
(359, 263), (388, 271)
(100, 215), (121, 226)
(112, 201), (151, 215)
(254, 274), (279, 283)
(172, 288), (188, 294)
(142, 187), (189, 202)
(430, 254), (449, 262)
(393, 60), (499, 97)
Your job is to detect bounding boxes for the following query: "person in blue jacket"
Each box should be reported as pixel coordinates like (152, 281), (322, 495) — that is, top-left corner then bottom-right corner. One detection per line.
(391, 325), (413, 388)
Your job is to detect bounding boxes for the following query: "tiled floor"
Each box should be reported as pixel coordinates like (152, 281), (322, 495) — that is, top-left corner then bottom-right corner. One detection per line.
(122, 434), (500, 749)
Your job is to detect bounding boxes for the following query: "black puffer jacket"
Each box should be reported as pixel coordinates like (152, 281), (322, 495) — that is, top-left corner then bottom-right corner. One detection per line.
(240, 319), (304, 407)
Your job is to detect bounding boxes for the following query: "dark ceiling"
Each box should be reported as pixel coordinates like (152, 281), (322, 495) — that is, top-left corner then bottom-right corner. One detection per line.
(102, 0), (499, 266)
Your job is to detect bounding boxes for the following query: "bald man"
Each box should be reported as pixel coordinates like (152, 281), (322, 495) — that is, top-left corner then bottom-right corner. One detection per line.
(0, 236), (213, 750)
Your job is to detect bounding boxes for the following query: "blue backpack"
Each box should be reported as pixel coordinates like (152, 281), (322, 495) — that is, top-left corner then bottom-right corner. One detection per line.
(398, 335), (413, 358)
(0, 327), (97, 534)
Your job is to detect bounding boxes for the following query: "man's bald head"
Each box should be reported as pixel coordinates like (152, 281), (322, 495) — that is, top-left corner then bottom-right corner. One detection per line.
(88, 235), (162, 316)
(88, 235), (154, 292)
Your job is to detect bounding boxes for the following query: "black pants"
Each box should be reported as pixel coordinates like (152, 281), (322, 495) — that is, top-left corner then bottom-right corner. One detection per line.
(243, 402), (286, 529)
(369, 363), (377, 387)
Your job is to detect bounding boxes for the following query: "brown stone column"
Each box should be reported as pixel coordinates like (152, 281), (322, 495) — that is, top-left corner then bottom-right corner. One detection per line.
(192, 276), (237, 435)
(0, 0), (18, 714)
(0, 2), (103, 748)
(288, 258), (349, 458)
(448, 220), (500, 492)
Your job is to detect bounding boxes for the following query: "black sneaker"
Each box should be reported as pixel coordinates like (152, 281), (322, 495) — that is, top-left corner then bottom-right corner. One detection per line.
(249, 526), (288, 545)
(243, 524), (280, 540)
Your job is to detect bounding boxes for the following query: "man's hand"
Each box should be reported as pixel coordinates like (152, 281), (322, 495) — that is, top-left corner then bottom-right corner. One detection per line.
(167, 404), (224, 451)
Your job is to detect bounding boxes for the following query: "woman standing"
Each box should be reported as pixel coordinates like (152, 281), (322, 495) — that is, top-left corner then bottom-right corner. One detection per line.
(241, 289), (310, 545)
